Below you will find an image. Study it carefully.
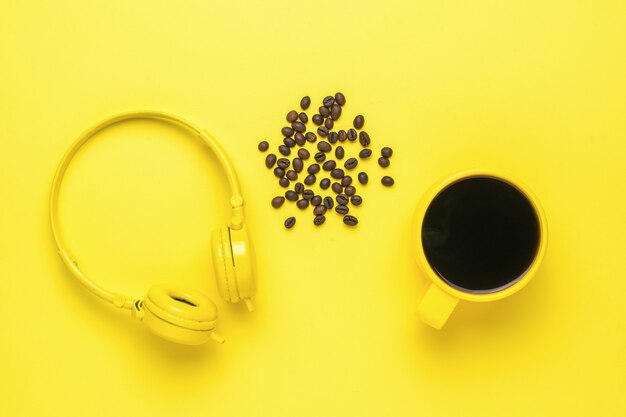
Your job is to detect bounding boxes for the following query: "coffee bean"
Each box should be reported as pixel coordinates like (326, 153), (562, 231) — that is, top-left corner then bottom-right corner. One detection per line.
(353, 115), (364, 129)
(335, 92), (346, 106)
(292, 121), (305, 132)
(320, 178), (331, 189)
(341, 176), (352, 187)
(271, 196), (285, 208)
(278, 145), (290, 156)
(277, 158), (290, 169)
(274, 167), (285, 177)
(359, 131), (371, 146)
(283, 137), (296, 148)
(319, 106), (330, 118)
(313, 205), (326, 216)
(285, 216), (296, 228)
(378, 157), (390, 168)
(258, 141), (269, 151)
(335, 146), (345, 159)
(307, 163), (320, 174)
(300, 96), (311, 110)
(265, 153), (277, 168)
(323, 196), (334, 209)
(344, 157), (358, 170)
(312, 114), (323, 125)
(331, 182), (343, 194)
(336, 194), (348, 205)
(304, 174), (316, 185)
(358, 172), (368, 184)
(297, 199), (309, 209)
(350, 195), (362, 206)
(287, 110), (298, 122)
(359, 149), (372, 158)
(317, 141), (331, 152)
(344, 185), (356, 196)
(317, 126), (329, 137)
(314, 151), (326, 162)
(381, 147), (393, 158)
(328, 131), (338, 144)
(323, 160), (336, 171)
(311, 195), (322, 206)
(286, 170), (298, 181)
(282, 126), (294, 137)
(347, 128), (357, 141)
(331, 168), (344, 179)
(294, 132), (305, 146)
(338, 130), (347, 142)
(335, 205), (349, 215)
(323, 96), (335, 107)
(330, 104), (342, 120)
(285, 190), (298, 201)
(279, 177), (290, 187)
(324, 118), (334, 130)
(302, 189), (314, 200)
(313, 215), (326, 226)
(381, 176), (394, 186)
(297, 149), (310, 160)
(294, 182), (304, 194)
(305, 132), (317, 142)
(299, 112), (308, 123)
(293, 158), (303, 172)
(338, 194), (352, 206)
(343, 215), (358, 226)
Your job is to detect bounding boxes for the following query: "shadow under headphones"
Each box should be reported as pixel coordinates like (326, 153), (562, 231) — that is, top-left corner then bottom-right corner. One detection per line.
(49, 110), (257, 345)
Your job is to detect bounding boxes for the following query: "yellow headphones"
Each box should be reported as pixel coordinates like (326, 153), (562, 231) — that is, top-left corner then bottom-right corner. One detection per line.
(50, 110), (256, 345)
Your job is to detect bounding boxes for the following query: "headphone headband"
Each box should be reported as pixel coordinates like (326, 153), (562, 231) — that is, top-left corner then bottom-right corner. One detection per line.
(50, 110), (245, 310)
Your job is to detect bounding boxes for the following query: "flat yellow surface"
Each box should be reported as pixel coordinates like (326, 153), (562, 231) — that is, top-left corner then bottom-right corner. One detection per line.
(1, 1), (625, 416)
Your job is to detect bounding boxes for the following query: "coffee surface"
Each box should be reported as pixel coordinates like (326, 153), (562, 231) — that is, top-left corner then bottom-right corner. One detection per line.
(422, 177), (540, 292)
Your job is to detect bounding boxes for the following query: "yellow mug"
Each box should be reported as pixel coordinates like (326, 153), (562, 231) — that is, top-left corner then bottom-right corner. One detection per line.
(413, 169), (548, 329)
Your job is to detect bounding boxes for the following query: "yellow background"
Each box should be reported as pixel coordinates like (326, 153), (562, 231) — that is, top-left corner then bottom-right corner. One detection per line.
(1, 1), (625, 416)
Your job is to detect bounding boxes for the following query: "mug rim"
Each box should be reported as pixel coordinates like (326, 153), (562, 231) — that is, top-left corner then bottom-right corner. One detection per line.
(412, 169), (548, 302)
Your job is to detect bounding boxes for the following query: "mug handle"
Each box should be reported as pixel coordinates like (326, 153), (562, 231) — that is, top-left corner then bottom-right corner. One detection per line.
(418, 283), (459, 329)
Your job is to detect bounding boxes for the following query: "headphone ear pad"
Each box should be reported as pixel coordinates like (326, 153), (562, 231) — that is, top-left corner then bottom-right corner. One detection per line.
(211, 226), (257, 305)
(211, 227), (237, 303)
(141, 285), (220, 345)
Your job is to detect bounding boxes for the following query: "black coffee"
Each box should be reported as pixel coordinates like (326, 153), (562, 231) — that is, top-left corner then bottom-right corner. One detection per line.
(422, 177), (540, 293)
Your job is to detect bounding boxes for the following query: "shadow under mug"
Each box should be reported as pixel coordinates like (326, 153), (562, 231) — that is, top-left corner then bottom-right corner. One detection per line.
(413, 169), (548, 329)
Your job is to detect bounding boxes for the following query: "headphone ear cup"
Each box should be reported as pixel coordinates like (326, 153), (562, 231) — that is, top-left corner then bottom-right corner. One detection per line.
(228, 225), (256, 303)
(211, 226), (256, 308)
(140, 285), (223, 345)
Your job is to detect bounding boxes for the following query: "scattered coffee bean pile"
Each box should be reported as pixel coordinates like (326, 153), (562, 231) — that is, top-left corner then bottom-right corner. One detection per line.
(259, 92), (395, 228)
